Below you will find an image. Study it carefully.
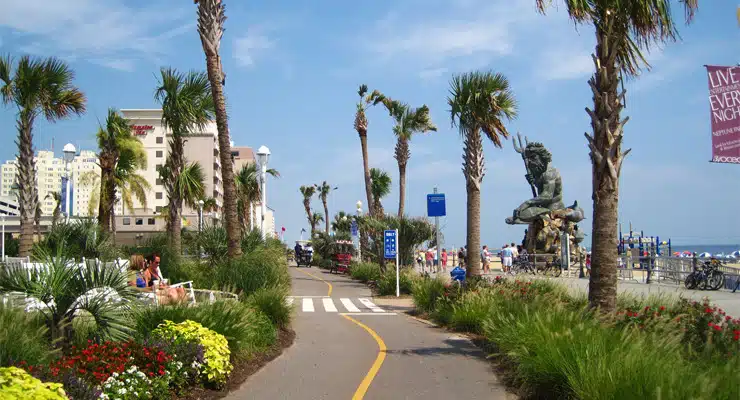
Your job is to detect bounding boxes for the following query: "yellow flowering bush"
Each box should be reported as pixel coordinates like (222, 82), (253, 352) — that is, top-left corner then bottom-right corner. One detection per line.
(0, 367), (67, 400)
(152, 320), (232, 385)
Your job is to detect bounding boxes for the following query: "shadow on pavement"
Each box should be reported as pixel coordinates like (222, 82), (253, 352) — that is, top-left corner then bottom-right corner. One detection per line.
(384, 338), (486, 359)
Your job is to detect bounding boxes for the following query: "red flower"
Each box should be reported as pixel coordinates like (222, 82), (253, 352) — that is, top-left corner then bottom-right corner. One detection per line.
(705, 307), (713, 314)
(659, 306), (666, 312)
(714, 325), (722, 332)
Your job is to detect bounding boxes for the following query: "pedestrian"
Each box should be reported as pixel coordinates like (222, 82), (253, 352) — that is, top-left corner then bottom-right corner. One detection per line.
(433, 249), (439, 272)
(425, 249), (433, 273)
(461, 246), (467, 269)
(502, 244), (513, 273)
(441, 248), (448, 272)
(481, 245), (490, 274)
(510, 243), (519, 261)
(585, 253), (591, 276)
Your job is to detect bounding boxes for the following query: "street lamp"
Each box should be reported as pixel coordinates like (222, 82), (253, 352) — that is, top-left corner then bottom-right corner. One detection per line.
(1, 213), (5, 262)
(62, 143), (76, 219)
(256, 145), (271, 240)
(356, 200), (363, 261)
(197, 199), (204, 233)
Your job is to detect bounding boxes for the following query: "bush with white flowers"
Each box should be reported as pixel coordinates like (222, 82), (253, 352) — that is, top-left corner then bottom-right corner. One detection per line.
(98, 366), (168, 400)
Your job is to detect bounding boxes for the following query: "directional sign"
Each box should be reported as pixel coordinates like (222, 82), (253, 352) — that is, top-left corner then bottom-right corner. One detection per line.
(350, 220), (358, 236)
(384, 230), (397, 259)
(427, 193), (446, 217)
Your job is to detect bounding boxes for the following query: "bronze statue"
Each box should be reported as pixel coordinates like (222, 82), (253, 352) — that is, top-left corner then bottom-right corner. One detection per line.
(506, 137), (585, 257)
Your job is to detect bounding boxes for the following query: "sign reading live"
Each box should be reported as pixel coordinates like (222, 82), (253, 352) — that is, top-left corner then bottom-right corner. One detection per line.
(706, 65), (740, 164)
(131, 125), (154, 136)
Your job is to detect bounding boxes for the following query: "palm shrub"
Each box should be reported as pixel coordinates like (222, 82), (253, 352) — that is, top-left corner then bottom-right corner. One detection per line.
(193, 223), (228, 265)
(410, 277), (446, 314)
(214, 247), (290, 297)
(0, 303), (54, 367)
(350, 262), (381, 283)
(245, 287), (292, 329)
(375, 267), (415, 296)
(0, 247), (136, 346)
(34, 219), (117, 262)
(240, 227), (266, 254)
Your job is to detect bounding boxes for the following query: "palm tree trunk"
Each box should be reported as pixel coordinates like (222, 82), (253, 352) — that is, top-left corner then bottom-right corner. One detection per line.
(359, 134), (374, 217)
(586, 28), (628, 312)
(169, 193), (182, 255)
(205, 54), (242, 258)
(249, 202), (254, 231)
(463, 128), (484, 277)
(396, 136), (409, 218)
(111, 204), (117, 242)
(17, 112), (36, 257)
(323, 200), (329, 234)
(97, 159), (114, 232)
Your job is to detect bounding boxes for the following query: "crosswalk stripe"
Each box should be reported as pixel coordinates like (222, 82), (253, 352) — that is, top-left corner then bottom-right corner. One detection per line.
(322, 298), (338, 312)
(340, 298), (360, 312)
(302, 298), (314, 312)
(358, 298), (384, 313)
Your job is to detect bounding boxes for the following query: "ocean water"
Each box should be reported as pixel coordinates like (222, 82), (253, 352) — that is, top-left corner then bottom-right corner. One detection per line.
(668, 244), (740, 256)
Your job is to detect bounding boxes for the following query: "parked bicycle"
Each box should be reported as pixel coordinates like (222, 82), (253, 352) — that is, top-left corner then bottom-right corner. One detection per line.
(536, 257), (562, 277)
(509, 257), (536, 276)
(684, 259), (725, 291)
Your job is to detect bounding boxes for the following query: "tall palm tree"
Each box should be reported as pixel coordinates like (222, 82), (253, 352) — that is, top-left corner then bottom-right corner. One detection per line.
(536, 0), (698, 312)
(299, 185), (316, 234)
(448, 71), (518, 277)
(45, 192), (62, 226)
(383, 100), (437, 217)
(95, 109), (146, 232)
(195, 0), (241, 258)
(155, 67), (214, 255)
(315, 181), (334, 234)
(235, 163), (280, 235)
(0, 55), (86, 256)
(331, 211), (352, 234)
(309, 212), (324, 235)
(354, 84), (386, 217)
(369, 168), (392, 217)
(157, 161), (206, 234)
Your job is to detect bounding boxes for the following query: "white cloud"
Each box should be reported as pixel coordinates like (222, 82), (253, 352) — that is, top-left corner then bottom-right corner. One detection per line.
(419, 67), (448, 81)
(233, 29), (274, 67)
(538, 51), (594, 81)
(0, 0), (191, 69)
(89, 58), (136, 72)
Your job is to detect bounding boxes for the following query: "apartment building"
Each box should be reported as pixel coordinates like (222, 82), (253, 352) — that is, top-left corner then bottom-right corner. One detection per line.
(230, 146), (276, 238)
(0, 150), (103, 217)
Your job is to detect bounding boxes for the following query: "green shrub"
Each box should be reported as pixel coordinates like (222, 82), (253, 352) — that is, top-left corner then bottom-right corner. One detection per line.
(240, 229), (265, 254)
(99, 365), (170, 400)
(214, 248), (290, 296)
(160, 258), (215, 289)
(245, 288), (291, 329)
(449, 290), (496, 334)
(411, 277), (446, 314)
(152, 320), (232, 386)
(0, 304), (54, 367)
(0, 367), (67, 399)
(376, 267), (414, 296)
(350, 263), (381, 283)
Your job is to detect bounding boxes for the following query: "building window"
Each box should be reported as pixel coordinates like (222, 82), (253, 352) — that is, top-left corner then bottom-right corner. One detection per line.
(123, 218), (131, 225)
(156, 151), (163, 158)
(156, 137), (164, 144)
(135, 218), (143, 225)
(156, 206), (163, 213)
(147, 218), (155, 225)
(155, 192), (163, 200)
(156, 178), (163, 185)
(156, 164), (162, 170)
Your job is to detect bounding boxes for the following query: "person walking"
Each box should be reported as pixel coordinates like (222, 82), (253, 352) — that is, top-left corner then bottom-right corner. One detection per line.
(425, 249), (433, 273)
(481, 245), (490, 274)
(433, 249), (439, 272)
(510, 243), (519, 261)
(502, 244), (513, 273)
(441, 249), (448, 272)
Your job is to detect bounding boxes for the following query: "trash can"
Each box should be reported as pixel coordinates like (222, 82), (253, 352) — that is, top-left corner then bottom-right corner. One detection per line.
(450, 266), (466, 282)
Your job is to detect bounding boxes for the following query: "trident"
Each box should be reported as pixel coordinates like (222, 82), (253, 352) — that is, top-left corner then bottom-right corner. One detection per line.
(513, 132), (537, 198)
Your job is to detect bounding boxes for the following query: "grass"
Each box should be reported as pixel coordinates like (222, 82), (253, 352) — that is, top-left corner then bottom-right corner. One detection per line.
(350, 262), (381, 283)
(245, 287), (292, 329)
(411, 277), (446, 314)
(0, 303), (54, 367)
(375, 267), (415, 296)
(215, 247), (291, 297)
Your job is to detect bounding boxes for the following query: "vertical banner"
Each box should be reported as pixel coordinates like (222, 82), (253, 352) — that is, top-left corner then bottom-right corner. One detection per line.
(60, 176), (68, 216)
(706, 65), (740, 164)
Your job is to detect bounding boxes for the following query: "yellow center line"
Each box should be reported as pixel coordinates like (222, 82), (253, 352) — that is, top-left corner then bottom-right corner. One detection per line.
(295, 267), (333, 297)
(342, 315), (387, 400)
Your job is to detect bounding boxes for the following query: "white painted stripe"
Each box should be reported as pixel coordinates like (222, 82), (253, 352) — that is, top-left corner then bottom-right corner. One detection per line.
(340, 298), (361, 312)
(339, 312), (397, 316)
(288, 295), (330, 298)
(286, 297), (294, 306)
(358, 298), (385, 313)
(302, 298), (314, 312)
(322, 298), (338, 312)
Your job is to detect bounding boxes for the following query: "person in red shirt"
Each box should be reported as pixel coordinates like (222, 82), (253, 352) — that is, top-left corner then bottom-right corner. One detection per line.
(425, 249), (433, 273)
(441, 249), (448, 272)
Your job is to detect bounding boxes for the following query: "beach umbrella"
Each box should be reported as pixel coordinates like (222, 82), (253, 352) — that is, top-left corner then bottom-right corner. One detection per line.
(698, 252), (712, 258)
(732, 251), (740, 258)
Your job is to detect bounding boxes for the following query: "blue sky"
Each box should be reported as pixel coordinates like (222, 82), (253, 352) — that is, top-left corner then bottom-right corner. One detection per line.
(0, 0), (738, 248)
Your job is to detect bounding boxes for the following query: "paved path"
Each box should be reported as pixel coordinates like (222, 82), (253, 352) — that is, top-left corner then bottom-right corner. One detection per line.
(227, 265), (513, 400)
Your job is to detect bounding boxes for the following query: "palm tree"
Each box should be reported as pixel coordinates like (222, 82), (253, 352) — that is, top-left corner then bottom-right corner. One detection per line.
(309, 212), (324, 235)
(201, 196), (218, 213)
(353, 84), (386, 217)
(157, 161), (206, 234)
(235, 163), (280, 235)
(331, 211), (352, 234)
(155, 67), (214, 255)
(370, 168), (392, 217)
(45, 192), (62, 226)
(448, 71), (518, 277)
(536, 0), (698, 312)
(383, 100), (437, 217)
(95, 108), (147, 232)
(299, 185), (316, 234)
(195, 0), (241, 258)
(0, 55), (86, 256)
(315, 181), (334, 234)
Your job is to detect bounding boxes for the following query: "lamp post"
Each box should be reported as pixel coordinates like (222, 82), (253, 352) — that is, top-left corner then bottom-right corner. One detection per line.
(356, 200), (363, 261)
(256, 145), (271, 240)
(197, 199), (204, 233)
(62, 143), (76, 220)
(1, 213), (5, 262)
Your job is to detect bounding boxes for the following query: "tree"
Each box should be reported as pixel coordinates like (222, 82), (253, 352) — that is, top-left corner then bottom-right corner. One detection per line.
(157, 161), (206, 234)
(235, 163), (280, 235)
(315, 181), (333, 234)
(353, 84), (386, 217)
(0, 55), (86, 256)
(331, 211), (352, 234)
(45, 192), (62, 226)
(95, 108), (147, 232)
(155, 67), (214, 255)
(383, 100), (437, 217)
(536, 0), (698, 312)
(299, 185), (316, 234)
(448, 71), (518, 277)
(195, 0), (242, 258)
(370, 168), (391, 217)
(309, 212), (324, 235)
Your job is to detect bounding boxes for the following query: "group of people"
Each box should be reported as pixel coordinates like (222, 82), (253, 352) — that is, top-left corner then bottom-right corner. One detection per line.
(498, 243), (524, 273)
(417, 248), (450, 273)
(127, 254), (187, 304)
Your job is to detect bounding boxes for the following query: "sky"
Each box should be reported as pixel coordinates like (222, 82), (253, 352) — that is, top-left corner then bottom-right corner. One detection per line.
(0, 0), (738, 248)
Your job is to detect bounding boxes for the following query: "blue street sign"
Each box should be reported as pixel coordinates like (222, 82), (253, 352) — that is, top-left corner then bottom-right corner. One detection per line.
(350, 220), (358, 236)
(383, 230), (397, 259)
(427, 193), (446, 217)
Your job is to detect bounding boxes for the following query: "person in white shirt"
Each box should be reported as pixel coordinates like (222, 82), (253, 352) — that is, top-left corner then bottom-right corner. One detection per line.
(510, 243), (519, 260)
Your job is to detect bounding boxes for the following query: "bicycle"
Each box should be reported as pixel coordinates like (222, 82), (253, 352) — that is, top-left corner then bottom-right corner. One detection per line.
(537, 258), (562, 277)
(510, 257), (536, 275)
(685, 260), (725, 291)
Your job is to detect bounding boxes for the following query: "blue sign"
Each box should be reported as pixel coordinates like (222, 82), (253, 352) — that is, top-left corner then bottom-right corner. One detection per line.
(350, 220), (358, 236)
(427, 193), (446, 217)
(383, 230), (397, 259)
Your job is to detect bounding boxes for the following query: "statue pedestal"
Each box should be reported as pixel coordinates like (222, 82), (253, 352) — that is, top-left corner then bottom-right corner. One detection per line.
(524, 217), (583, 262)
